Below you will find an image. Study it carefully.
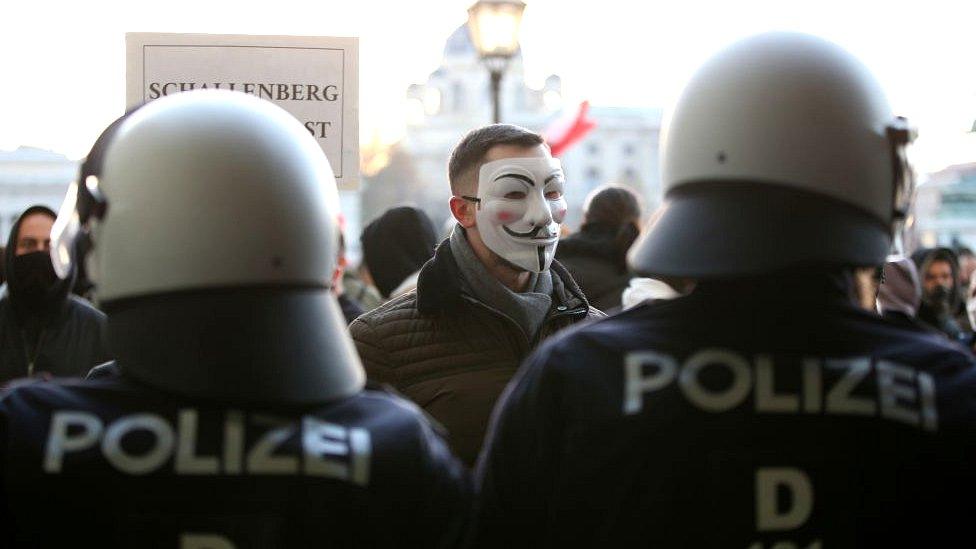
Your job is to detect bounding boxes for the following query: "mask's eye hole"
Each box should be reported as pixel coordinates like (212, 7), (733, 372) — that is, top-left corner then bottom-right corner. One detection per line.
(545, 190), (563, 200)
(504, 191), (527, 199)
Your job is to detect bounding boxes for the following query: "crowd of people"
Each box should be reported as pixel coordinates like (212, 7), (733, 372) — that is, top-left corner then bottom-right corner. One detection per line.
(0, 31), (974, 546)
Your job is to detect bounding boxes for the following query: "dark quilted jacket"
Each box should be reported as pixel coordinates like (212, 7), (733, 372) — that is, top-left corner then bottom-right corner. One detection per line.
(350, 240), (604, 465)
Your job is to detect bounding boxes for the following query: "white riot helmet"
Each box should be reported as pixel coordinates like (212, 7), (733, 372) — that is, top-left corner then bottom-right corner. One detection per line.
(629, 32), (916, 278)
(51, 90), (364, 404)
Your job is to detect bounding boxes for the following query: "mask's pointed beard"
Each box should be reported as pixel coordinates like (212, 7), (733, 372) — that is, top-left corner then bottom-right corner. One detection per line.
(537, 245), (546, 272)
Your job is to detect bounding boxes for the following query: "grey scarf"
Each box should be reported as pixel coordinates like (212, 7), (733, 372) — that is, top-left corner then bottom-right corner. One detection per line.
(450, 226), (553, 343)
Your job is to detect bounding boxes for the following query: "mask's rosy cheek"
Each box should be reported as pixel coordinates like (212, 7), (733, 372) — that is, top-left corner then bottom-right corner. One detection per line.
(495, 210), (518, 224)
(553, 207), (567, 224)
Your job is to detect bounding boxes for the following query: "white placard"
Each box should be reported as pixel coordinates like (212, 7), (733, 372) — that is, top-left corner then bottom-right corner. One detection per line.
(126, 32), (359, 189)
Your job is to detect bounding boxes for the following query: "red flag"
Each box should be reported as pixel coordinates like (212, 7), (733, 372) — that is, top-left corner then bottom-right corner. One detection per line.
(544, 100), (597, 158)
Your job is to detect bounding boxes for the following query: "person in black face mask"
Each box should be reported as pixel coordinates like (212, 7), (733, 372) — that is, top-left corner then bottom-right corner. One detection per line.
(911, 247), (972, 344)
(0, 205), (110, 384)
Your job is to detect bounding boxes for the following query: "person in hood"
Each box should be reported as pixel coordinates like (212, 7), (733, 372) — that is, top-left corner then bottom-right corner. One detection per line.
(359, 206), (438, 301)
(555, 184), (642, 311)
(350, 124), (604, 466)
(911, 247), (971, 343)
(877, 256), (929, 328)
(0, 205), (109, 384)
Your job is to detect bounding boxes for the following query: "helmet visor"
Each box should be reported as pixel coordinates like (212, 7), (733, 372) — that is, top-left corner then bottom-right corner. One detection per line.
(50, 180), (82, 280)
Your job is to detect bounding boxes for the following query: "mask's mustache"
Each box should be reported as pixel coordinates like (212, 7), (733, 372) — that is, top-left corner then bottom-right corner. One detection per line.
(503, 224), (556, 239)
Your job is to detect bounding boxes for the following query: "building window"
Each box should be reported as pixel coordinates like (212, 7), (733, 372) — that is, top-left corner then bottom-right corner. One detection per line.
(623, 143), (636, 156)
(587, 143), (600, 156)
(586, 167), (601, 181)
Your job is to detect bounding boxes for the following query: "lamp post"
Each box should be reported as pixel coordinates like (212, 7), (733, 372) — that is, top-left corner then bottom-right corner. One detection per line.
(467, 0), (526, 124)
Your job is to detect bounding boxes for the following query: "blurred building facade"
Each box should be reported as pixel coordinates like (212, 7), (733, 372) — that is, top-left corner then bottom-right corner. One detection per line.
(910, 162), (976, 251)
(0, 147), (76, 240)
(361, 25), (663, 236)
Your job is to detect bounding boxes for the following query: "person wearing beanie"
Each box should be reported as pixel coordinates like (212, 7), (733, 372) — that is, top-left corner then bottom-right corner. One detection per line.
(556, 184), (642, 311)
(359, 206), (438, 300)
(0, 205), (110, 384)
(350, 124), (603, 466)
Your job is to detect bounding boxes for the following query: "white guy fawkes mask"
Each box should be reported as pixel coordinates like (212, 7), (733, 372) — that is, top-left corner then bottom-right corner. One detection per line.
(468, 156), (568, 273)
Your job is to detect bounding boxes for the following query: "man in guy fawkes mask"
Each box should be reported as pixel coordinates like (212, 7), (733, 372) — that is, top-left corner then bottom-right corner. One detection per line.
(0, 205), (109, 383)
(912, 247), (971, 343)
(350, 124), (604, 466)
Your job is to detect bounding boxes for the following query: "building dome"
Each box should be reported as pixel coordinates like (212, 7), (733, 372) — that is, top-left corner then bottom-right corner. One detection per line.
(444, 25), (477, 57)
(442, 24), (522, 60)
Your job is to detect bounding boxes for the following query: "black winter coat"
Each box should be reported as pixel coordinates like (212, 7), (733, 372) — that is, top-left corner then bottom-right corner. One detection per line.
(0, 286), (109, 384)
(555, 223), (632, 311)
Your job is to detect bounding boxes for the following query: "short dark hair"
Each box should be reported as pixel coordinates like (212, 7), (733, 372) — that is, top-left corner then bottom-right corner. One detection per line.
(584, 184), (643, 228)
(447, 124), (545, 195)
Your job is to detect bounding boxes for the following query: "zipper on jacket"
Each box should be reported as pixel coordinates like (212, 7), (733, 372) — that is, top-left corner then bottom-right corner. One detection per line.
(461, 295), (532, 356)
(20, 329), (46, 377)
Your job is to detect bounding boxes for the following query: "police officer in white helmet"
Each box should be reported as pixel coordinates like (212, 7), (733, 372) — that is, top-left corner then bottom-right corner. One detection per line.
(0, 91), (468, 546)
(474, 32), (976, 546)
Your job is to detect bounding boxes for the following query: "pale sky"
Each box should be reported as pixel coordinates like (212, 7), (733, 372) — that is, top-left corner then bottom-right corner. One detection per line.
(1, 0), (974, 175)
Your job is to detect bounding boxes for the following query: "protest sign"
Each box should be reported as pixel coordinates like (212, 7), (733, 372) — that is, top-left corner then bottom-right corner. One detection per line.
(127, 33), (359, 189)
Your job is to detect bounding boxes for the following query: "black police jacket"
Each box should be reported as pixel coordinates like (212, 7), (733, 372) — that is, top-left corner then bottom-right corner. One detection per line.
(474, 274), (976, 548)
(0, 372), (470, 547)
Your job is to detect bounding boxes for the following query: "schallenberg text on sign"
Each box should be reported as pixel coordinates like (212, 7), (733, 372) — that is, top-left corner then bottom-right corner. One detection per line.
(148, 82), (340, 102)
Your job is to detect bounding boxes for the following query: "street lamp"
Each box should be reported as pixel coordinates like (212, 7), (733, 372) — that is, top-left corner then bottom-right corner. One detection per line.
(467, 0), (526, 124)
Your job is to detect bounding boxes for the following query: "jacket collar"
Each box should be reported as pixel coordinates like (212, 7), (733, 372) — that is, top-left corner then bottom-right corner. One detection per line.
(416, 237), (590, 315)
(0, 282), (72, 329)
